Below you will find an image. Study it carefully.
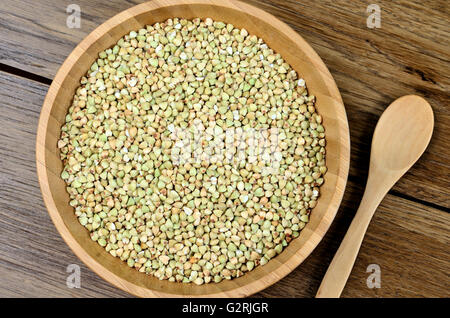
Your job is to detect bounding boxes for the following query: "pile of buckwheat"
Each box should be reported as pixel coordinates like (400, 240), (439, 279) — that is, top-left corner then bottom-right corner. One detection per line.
(58, 18), (326, 284)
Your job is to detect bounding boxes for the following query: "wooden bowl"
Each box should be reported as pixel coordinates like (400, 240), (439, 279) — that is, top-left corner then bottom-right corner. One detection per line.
(36, 0), (349, 297)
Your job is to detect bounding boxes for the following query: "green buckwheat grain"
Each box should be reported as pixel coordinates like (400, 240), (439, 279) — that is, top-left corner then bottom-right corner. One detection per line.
(58, 18), (326, 284)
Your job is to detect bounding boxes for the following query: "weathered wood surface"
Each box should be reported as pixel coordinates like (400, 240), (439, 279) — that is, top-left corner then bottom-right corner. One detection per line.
(0, 0), (448, 297)
(0, 71), (448, 297)
(1, 0), (448, 208)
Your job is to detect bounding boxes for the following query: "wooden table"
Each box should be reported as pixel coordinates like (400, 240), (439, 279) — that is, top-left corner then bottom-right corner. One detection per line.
(0, 0), (448, 298)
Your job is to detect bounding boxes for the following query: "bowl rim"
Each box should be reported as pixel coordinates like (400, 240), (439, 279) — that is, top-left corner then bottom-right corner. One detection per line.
(36, 0), (350, 297)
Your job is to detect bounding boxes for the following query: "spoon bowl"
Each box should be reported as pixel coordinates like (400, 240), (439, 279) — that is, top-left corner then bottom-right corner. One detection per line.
(371, 95), (434, 173)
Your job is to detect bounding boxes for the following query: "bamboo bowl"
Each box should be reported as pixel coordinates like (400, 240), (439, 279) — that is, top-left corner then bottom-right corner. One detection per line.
(36, 0), (349, 297)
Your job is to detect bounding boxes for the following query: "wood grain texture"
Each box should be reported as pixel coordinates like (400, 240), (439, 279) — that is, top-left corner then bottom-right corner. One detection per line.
(248, 0), (450, 208)
(258, 181), (450, 298)
(0, 70), (447, 297)
(0, 0), (448, 297)
(1, 0), (448, 207)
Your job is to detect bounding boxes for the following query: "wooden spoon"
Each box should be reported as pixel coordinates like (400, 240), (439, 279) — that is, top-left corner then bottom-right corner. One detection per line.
(316, 95), (434, 298)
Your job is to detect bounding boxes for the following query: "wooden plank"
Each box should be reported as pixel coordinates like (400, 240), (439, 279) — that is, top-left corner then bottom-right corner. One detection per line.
(344, 194), (450, 298)
(250, 0), (450, 208)
(258, 182), (450, 298)
(0, 72), (129, 297)
(1, 0), (448, 207)
(0, 72), (448, 297)
(0, 0), (147, 78)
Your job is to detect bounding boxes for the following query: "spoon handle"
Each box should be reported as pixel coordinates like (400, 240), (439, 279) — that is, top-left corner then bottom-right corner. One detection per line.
(316, 174), (388, 298)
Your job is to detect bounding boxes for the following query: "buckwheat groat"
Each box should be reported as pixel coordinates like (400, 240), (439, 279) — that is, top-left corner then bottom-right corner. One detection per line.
(58, 17), (326, 284)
